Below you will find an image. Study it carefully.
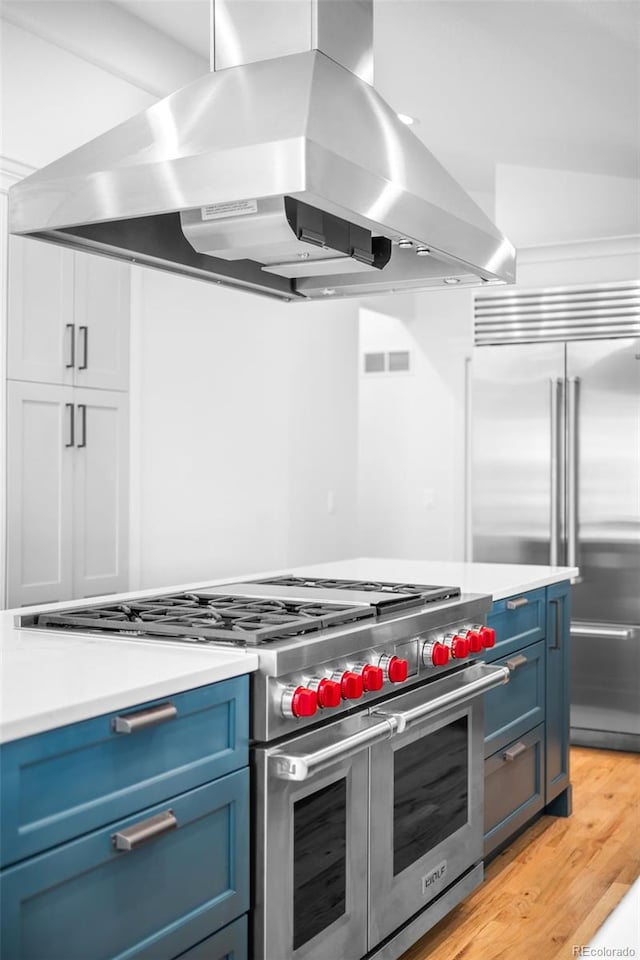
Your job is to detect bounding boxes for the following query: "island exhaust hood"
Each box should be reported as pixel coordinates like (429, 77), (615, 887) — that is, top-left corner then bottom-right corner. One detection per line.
(8, 0), (516, 302)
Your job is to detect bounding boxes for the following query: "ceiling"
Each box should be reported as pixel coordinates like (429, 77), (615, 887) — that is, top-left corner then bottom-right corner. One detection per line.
(114, 0), (640, 198)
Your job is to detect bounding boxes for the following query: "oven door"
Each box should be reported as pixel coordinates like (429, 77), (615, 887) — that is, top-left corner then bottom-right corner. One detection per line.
(368, 663), (508, 949)
(253, 711), (398, 960)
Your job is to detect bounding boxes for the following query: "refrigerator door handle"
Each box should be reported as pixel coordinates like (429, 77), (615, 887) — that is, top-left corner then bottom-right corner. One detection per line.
(567, 377), (580, 568)
(550, 378), (565, 565)
(570, 623), (633, 640)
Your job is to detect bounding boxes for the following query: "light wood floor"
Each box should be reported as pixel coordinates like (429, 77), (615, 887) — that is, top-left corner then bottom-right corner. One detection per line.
(400, 747), (640, 960)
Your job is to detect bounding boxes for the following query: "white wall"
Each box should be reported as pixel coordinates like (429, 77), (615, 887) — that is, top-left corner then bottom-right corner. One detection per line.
(0, 21), (157, 168)
(129, 268), (360, 589)
(357, 288), (473, 562)
(1, 1), (204, 99)
(512, 237), (640, 290)
(495, 163), (640, 248)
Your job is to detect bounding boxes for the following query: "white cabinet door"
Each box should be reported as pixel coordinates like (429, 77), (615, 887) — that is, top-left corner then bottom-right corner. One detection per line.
(7, 236), (75, 386)
(72, 389), (129, 599)
(6, 381), (74, 607)
(73, 254), (130, 392)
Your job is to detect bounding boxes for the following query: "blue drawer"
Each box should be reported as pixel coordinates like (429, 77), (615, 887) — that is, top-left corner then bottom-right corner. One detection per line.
(0, 676), (248, 867)
(483, 588), (546, 662)
(174, 916), (247, 960)
(0, 769), (249, 960)
(484, 725), (545, 858)
(484, 640), (545, 758)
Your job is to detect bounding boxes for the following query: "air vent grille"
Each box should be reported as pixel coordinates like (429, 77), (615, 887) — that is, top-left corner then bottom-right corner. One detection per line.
(474, 281), (640, 346)
(364, 352), (386, 373)
(363, 351), (411, 374)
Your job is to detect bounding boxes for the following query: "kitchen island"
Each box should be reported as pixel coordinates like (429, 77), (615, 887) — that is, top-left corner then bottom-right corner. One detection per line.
(0, 558), (576, 960)
(0, 556), (576, 742)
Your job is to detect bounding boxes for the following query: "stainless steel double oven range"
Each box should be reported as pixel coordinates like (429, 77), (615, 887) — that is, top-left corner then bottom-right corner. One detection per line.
(31, 575), (509, 960)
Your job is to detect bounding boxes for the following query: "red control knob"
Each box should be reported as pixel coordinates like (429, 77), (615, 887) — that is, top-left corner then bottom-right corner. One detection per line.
(423, 641), (450, 667)
(460, 629), (483, 654)
(388, 656), (409, 683)
(315, 678), (342, 708)
(287, 686), (318, 718)
(444, 634), (470, 659)
(478, 625), (496, 648)
(361, 664), (384, 691)
(338, 671), (364, 700)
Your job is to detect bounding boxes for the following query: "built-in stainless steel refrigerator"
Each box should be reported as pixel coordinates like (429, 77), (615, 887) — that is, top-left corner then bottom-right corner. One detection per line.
(471, 320), (639, 751)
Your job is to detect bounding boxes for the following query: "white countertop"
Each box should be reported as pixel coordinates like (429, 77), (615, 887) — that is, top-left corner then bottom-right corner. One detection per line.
(0, 557), (576, 744)
(0, 615), (258, 744)
(286, 557), (578, 602)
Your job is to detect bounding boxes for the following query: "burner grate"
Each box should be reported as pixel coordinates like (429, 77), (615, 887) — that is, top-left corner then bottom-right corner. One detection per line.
(36, 592), (376, 645)
(256, 575), (460, 603)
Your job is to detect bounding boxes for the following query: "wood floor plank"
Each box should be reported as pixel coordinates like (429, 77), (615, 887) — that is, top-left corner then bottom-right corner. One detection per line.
(399, 748), (640, 960)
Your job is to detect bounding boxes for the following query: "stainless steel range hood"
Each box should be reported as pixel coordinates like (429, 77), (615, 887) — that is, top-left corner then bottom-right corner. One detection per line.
(8, 0), (516, 302)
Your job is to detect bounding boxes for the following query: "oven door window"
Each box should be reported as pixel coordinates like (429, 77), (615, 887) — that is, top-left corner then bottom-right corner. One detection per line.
(293, 778), (347, 949)
(393, 715), (468, 875)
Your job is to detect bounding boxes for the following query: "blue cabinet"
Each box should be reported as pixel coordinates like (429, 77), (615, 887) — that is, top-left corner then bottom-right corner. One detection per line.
(484, 587), (546, 662)
(546, 580), (571, 810)
(484, 640), (545, 758)
(483, 583), (572, 857)
(0, 676), (250, 960)
(174, 917), (247, 960)
(484, 725), (545, 855)
(0, 678), (248, 867)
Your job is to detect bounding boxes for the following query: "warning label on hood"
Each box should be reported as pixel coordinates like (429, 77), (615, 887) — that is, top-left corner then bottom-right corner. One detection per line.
(201, 199), (258, 221)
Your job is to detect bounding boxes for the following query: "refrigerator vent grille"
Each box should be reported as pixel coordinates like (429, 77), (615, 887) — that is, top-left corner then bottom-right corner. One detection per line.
(474, 281), (640, 345)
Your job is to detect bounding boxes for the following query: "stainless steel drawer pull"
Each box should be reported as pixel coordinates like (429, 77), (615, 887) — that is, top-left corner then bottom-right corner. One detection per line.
(506, 597), (529, 610)
(506, 655), (528, 672)
(503, 742), (527, 762)
(112, 810), (177, 851)
(112, 702), (177, 734)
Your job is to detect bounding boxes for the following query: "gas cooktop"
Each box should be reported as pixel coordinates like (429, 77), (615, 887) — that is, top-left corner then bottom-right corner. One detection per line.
(28, 576), (461, 647)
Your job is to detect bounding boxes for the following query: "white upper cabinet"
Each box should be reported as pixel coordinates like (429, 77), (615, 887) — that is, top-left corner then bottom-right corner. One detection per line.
(7, 236), (130, 391)
(7, 237), (75, 386)
(74, 254), (130, 391)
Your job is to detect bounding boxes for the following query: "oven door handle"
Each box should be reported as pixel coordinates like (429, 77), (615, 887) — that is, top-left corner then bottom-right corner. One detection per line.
(375, 663), (510, 732)
(270, 715), (400, 782)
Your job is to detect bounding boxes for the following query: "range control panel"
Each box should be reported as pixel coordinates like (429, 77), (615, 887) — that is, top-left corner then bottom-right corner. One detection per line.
(273, 621), (496, 719)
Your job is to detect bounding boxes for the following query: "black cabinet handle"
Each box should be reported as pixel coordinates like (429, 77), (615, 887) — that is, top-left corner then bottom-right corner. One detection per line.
(65, 324), (75, 368)
(78, 326), (88, 370)
(65, 403), (74, 447)
(77, 404), (87, 448)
